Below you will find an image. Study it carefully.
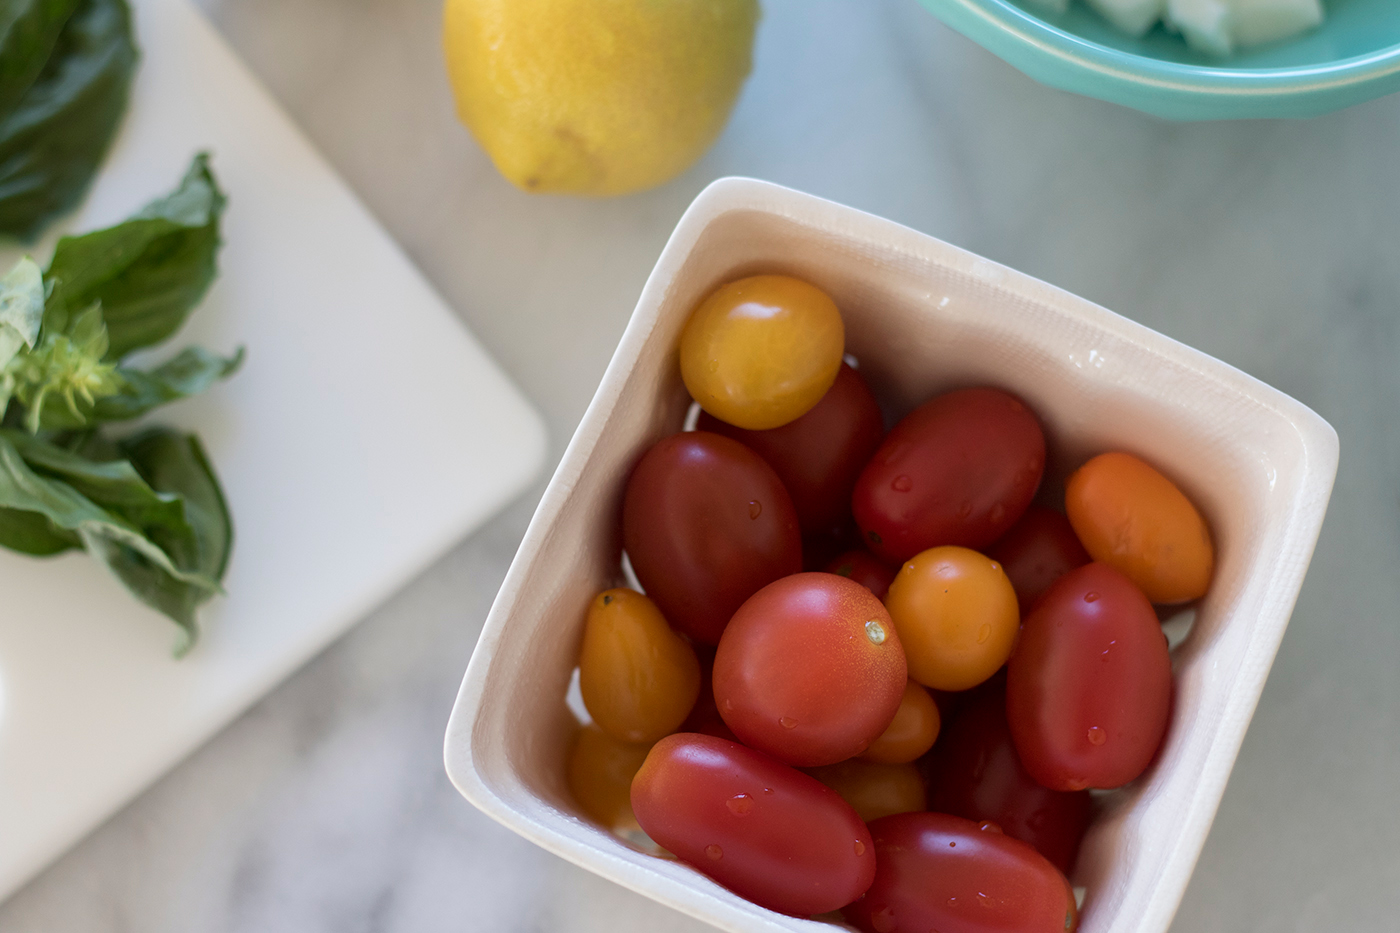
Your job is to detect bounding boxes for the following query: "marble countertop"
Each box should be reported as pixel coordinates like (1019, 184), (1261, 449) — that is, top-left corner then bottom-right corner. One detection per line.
(4, 0), (1399, 930)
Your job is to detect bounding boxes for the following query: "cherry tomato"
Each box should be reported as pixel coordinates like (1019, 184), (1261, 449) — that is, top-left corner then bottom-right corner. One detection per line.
(631, 733), (875, 916)
(825, 548), (897, 599)
(567, 724), (653, 831)
(884, 546), (1019, 692)
(1065, 451), (1214, 604)
(843, 813), (1078, 933)
(921, 691), (1091, 874)
(853, 387), (1045, 563)
(622, 432), (802, 645)
(1007, 562), (1172, 791)
(714, 573), (907, 766)
(861, 680), (940, 764)
(803, 522), (863, 571)
(578, 588), (701, 743)
(680, 274), (845, 431)
(698, 363), (883, 533)
(987, 505), (1090, 614)
(806, 758), (926, 823)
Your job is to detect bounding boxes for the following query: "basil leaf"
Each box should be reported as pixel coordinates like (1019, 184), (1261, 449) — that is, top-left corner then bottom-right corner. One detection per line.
(44, 152), (224, 358)
(0, 255), (44, 376)
(0, 0), (136, 241)
(121, 427), (231, 583)
(0, 0), (82, 115)
(5, 300), (124, 431)
(0, 503), (78, 554)
(91, 344), (243, 422)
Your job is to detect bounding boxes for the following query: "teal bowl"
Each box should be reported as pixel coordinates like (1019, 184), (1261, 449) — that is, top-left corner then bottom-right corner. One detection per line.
(915, 0), (1400, 119)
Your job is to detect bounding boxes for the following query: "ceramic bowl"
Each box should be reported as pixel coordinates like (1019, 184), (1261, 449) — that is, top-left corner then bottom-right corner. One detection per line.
(916, 0), (1400, 119)
(444, 178), (1337, 933)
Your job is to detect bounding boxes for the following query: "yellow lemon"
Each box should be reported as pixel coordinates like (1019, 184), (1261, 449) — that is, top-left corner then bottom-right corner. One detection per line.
(443, 0), (759, 195)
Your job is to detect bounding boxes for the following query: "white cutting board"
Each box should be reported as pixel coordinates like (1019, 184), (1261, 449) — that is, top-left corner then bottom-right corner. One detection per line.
(0, 0), (546, 900)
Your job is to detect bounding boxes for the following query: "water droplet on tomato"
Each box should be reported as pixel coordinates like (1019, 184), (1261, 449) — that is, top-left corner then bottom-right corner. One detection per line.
(726, 794), (753, 816)
(1087, 726), (1107, 746)
(976, 892), (993, 908)
(978, 820), (1002, 834)
(705, 844), (723, 860)
(976, 624), (991, 644)
(891, 475), (913, 492)
(1084, 592), (1100, 603)
(854, 839), (866, 856)
(865, 619), (887, 645)
(946, 896), (958, 906)
(871, 905), (897, 933)
(779, 716), (797, 729)
(707, 359), (719, 373)
(762, 787), (774, 795)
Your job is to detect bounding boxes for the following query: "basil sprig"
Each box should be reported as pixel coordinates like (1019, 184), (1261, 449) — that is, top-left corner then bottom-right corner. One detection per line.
(0, 0), (137, 241)
(0, 154), (241, 653)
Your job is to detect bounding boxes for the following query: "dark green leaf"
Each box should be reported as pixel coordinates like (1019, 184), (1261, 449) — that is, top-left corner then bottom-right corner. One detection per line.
(122, 427), (232, 583)
(44, 151), (224, 358)
(0, 503), (78, 554)
(92, 344), (243, 422)
(0, 0), (136, 241)
(0, 0), (82, 115)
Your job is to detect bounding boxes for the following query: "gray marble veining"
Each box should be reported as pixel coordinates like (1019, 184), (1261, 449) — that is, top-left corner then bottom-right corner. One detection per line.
(2, 0), (1398, 930)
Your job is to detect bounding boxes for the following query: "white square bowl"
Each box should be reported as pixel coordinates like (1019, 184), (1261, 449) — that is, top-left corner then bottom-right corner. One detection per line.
(444, 178), (1338, 933)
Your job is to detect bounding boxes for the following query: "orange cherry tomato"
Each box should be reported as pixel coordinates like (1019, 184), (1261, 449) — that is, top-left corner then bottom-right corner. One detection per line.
(861, 680), (941, 764)
(1065, 451), (1214, 604)
(680, 274), (845, 430)
(885, 546), (1020, 692)
(579, 588), (700, 743)
(567, 723), (652, 830)
(806, 758), (927, 823)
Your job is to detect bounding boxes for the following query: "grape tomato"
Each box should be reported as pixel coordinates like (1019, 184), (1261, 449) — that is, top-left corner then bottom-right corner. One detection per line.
(578, 588), (700, 743)
(922, 691), (1091, 874)
(853, 387), (1046, 563)
(843, 812), (1078, 933)
(1007, 562), (1172, 791)
(860, 680), (941, 764)
(987, 505), (1091, 614)
(622, 432), (801, 645)
(680, 274), (846, 431)
(805, 758), (926, 823)
(698, 363), (883, 534)
(567, 724), (653, 831)
(1065, 451), (1214, 604)
(824, 548), (897, 599)
(631, 733), (875, 917)
(714, 573), (907, 766)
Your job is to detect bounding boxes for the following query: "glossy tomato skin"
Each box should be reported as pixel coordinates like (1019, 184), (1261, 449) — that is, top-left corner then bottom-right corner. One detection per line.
(622, 432), (802, 645)
(567, 724), (653, 831)
(852, 387), (1046, 563)
(861, 680), (941, 764)
(825, 548), (898, 600)
(987, 505), (1091, 615)
(698, 363), (884, 534)
(631, 733), (876, 916)
(922, 691), (1091, 874)
(1007, 562), (1172, 791)
(843, 812), (1078, 933)
(714, 573), (907, 766)
(805, 758), (927, 823)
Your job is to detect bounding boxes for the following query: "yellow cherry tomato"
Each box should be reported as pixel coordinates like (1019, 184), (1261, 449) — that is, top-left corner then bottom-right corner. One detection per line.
(884, 546), (1019, 692)
(860, 680), (941, 764)
(680, 274), (845, 430)
(567, 723), (653, 830)
(1065, 451), (1214, 604)
(579, 588), (701, 743)
(805, 758), (927, 823)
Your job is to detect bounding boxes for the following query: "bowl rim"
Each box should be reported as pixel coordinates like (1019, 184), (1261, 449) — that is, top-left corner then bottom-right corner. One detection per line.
(919, 0), (1400, 115)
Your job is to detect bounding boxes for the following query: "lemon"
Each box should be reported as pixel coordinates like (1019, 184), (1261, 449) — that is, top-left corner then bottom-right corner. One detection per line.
(443, 0), (759, 196)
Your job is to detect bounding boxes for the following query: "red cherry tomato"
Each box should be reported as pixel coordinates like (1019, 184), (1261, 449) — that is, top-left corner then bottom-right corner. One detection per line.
(843, 812), (1078, 933)
(852, 387), (1045, 563)
(824, 548), (897, 599)
(631, 733), (875, 917)
(714, 573), (908, 766)
(1007, 563), (1172, 791)
(921, 691), (1091, 874)
(987, 505), (1091, 614)
(622, 432), (802, 645)
(698, 363), (884, 534)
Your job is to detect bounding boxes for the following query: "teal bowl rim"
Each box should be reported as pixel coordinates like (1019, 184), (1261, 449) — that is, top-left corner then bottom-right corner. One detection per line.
(920, 0), (1400, 117)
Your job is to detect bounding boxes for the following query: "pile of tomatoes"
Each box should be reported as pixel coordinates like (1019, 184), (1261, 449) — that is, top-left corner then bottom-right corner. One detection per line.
(566, 274), (1214, 932)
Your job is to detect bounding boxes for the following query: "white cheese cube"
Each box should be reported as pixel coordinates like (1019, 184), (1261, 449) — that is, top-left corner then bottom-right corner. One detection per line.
(1229, 0), (1324, 47)
(1085, 0), (1167, 36)
(1166, 0), (1233, 55)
